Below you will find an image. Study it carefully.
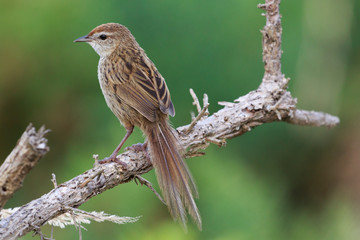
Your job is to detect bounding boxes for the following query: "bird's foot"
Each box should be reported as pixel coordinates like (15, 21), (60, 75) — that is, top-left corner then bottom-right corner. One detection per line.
(125, 142), (150, 160)
(125, 142), (148, 152)
(98, 154), (127, 169)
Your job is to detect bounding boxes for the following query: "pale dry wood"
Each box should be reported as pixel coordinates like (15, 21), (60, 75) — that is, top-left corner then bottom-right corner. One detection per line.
(0, 89), (338, 239)
(185, 89), (210, 134)
(0, 0), (340, 239)
(0, 124), (49, 209)
(0, 150), (150, 239)
(189, 88), (202, 113)
(0, 207), (139, 229)
(286, 109), (340, 128)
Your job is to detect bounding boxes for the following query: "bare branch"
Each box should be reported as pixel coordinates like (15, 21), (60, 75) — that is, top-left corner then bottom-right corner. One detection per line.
(189, 88), (202, 113)
(51, 174), (57, 188)
(287, 109), (340, 128)
(0, 0), (340, 239)
(0, 207), (139, 229)
(203, 94), (209, 116)
(185, 89), (210, 134)
(0, 124), (50, 209)
(0, 149), (149, 239)
(185, 100), (209, 135)
(258, 0), (284, 86)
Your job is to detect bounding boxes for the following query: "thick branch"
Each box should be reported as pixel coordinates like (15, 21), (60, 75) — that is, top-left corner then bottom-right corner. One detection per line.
(0, 149), (149, 239)
(0, 124), (49, 209)
(259, 0), (285, 89)
(0, 88), (338, 239)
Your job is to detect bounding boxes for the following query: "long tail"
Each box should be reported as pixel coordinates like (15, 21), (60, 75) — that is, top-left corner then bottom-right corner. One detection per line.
(144, 116), (201, 230)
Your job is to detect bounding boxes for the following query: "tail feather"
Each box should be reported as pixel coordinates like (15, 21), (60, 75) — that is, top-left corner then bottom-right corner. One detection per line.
(145, 118), (201, 230)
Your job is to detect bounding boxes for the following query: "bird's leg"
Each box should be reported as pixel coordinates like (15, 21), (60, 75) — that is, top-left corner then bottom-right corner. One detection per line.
(98, 125), (134, 166)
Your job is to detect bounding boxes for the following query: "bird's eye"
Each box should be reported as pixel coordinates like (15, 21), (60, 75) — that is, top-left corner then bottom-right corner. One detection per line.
(99, 34), (107, 40)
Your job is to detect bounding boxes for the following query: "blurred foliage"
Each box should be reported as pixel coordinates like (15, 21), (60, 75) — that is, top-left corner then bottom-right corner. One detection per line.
(1, 0), (360, 239)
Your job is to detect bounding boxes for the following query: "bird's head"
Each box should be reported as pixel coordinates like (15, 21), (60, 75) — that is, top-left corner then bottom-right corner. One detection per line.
(74, 23), (136, 57)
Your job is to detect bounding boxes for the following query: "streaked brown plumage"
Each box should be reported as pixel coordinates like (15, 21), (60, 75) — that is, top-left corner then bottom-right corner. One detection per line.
(74, 23), (201, 229)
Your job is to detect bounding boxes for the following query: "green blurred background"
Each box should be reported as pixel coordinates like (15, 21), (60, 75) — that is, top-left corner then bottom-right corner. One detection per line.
(1, 0), (360, 239)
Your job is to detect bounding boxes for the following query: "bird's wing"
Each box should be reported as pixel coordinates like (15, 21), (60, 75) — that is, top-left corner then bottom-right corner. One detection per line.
(114, 56), (175, 122)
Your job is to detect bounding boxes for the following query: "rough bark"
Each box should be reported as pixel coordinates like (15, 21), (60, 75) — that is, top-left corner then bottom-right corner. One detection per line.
(0, 124), (49, 209)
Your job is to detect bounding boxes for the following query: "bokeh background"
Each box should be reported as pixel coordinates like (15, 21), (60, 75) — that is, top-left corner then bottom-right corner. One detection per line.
(1, 0), (360, 239)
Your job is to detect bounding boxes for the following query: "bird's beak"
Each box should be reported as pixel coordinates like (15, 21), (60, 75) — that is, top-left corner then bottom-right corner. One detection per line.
(74, 35), (92, 43)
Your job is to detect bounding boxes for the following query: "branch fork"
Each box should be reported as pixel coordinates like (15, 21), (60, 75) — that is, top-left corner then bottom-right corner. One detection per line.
(184, 88), (210, 135)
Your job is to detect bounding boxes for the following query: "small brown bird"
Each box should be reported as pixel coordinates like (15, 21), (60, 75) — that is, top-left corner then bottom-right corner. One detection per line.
(74, 23), (201, 229)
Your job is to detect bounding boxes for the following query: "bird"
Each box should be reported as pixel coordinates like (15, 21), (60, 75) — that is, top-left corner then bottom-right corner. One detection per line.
(74, 23), (201, 230)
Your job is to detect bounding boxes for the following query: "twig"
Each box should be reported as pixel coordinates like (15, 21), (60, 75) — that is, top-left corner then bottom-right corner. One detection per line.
(206, 137), (226, 147)
(185, 89), (210, 134)
(287, 109), (340, 127)
(189, 88), (202, 113)
(185, 152), (206, 158)
(51, 173), (57, 188)
(184, 103), (209, 134)
(50, 226), (54, 240)
(203, 94), (209, 115)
